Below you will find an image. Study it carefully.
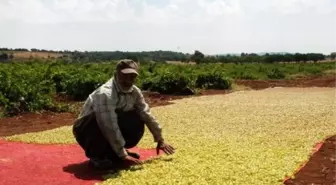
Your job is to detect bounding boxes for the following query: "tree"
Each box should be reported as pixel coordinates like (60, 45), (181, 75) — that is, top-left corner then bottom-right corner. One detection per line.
(125, 54), (140, 62)
(0, 53), (9, 61)
(191, 50), (205, 64)
(330, 52), (336, 60)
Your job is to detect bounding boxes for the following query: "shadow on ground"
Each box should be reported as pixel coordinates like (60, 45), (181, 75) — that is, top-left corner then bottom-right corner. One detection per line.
(63, 157), (174, 181)
(62, 160), (104, 181)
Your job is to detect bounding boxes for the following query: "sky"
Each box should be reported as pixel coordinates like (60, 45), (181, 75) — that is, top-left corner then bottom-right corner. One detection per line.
(0, 0), (335, 55)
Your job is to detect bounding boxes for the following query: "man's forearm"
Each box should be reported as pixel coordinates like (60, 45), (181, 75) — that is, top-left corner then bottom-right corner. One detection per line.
(137, 105), (163, 141)
(145, 119), (163, 142)
(135, 89), (164, 142)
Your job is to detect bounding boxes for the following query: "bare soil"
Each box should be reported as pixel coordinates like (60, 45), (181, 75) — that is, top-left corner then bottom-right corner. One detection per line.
(13, 51), (64, 59)
(283, 135), (335, 185)
(0, 74), (335, 185)
(235, 75), (335, 89)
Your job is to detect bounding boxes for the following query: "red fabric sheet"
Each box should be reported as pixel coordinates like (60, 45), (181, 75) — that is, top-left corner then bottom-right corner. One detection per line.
(0, 139), (160, 185)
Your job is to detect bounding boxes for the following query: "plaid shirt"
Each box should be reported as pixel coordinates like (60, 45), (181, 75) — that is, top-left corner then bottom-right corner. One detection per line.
(77, 77), (163, 158)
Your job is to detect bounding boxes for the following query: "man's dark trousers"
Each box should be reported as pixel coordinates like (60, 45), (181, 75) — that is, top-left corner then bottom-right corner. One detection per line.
(72, 109), (145, 163)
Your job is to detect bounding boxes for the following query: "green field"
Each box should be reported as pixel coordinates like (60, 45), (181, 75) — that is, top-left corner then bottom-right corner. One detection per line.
(0, 60), (335, 116)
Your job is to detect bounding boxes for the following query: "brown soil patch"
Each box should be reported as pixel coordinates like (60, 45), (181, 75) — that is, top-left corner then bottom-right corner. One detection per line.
(13, 51), (64, 59)
(236, 75), (335, 89)
(0, 112), (75, 138)
(283, 135), (336, 185)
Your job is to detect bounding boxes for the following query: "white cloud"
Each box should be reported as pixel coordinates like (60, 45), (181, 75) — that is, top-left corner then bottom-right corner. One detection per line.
(0, 0), (335, 54)
(238, 0), (336, 14)
(0, 0), (242, 24)
(0, 0), (136, 23)
(0, 0), (334, 23)
(268, 0), (336, 14)
(198, 0), (242, 16)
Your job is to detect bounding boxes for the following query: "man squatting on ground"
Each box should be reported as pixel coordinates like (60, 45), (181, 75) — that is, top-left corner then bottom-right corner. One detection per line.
(72, 59), (175, 169)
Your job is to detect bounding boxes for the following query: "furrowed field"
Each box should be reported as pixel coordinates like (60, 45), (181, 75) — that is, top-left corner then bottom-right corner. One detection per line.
(0, 59), (335, 184)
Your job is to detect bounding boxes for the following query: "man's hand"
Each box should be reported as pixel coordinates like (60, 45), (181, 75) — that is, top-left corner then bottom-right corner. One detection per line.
(123, 155), (143, 165)
(156, 140), (175, 155)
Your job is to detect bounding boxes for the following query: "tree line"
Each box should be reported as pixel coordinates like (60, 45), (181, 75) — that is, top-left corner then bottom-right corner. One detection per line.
(70, 50), (189, 62)
(193, 51), (335, 64)
(0, 48), (69, 53)
(1, 47), (335, 63)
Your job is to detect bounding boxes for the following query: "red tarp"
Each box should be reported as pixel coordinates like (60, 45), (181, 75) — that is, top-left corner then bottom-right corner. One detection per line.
(0, 139), (161, 185)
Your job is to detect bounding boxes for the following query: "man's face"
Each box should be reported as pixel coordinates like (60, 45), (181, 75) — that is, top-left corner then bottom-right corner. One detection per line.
(117, 71), (138, 89)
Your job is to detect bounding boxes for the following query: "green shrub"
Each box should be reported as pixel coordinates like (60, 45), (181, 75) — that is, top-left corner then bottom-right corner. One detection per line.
(267, 68), (286, 79)
(0, 93), (8, 106)
(0, 63), (67, 116)
(51, 71), (72, 93)
(229, 70), (259, 80)
(64, 73), (108, 101)
(0, 73), (55, 116)
(304, 67), (323, 75)
(195, 72), (232, 89)
(142, 72), (195, 95)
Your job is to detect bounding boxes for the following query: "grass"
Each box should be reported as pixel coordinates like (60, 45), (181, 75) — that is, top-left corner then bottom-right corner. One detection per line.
(4, 87), (336, 185)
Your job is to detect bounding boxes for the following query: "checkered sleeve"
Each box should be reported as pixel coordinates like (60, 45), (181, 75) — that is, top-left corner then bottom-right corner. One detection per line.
(92, 89), (128, 158)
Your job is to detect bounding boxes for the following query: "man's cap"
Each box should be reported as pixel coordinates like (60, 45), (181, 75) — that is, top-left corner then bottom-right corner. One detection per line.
(116, 59), (139, 75)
